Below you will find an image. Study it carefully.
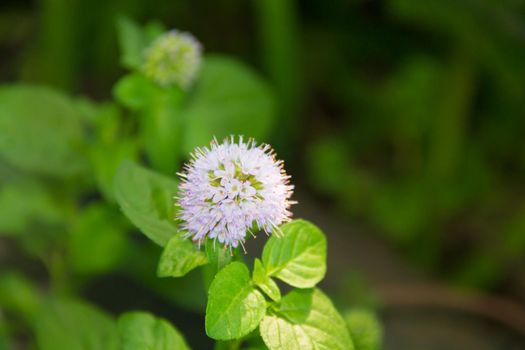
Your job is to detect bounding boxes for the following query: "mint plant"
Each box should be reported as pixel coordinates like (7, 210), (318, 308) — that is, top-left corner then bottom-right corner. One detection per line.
(0, 17), (382, 350)
(114, 144), (355, 349)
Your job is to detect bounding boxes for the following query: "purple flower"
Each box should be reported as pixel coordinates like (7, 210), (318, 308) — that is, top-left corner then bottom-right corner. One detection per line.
(176, 137), (295, 249)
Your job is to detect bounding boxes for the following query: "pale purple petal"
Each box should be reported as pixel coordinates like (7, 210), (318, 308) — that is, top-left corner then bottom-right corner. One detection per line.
(176, 137), (294, 248)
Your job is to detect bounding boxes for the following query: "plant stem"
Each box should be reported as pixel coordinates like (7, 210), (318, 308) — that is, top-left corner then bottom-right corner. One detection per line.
(428, 50), (474, 182)
(142, 87), (184, 174)
(253, 0), (303, 158)
(48, 249), (69, 296)
(214, 340), (241, 350)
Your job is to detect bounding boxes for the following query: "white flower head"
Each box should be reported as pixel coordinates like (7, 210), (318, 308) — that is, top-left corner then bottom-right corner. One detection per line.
(142, 30), (202, 88)
(176, 136), (295, 250)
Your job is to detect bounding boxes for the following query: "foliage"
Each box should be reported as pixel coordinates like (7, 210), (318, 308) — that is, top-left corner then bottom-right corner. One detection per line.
(3, 0), (523, 347)
(0, 15), (370, 349)
(117, 163), (354, 348)
(303, 0), (525, 282)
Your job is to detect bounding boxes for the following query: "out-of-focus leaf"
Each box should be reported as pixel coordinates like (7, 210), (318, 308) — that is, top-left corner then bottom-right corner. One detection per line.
(116, 17), (166, 70)
(382, 57), (441, 141)
(113, 160), (179, 246)
(118, 311), (190, 350)
(369, 182), (429, 242)
(387, 0), (525, 95)
(86, 102), (139, 201)
(124, 242), (207, 313)
(143, 21), (166, 42)
(0, 85), (86, 177)
(182, 55), (275, 153)
(0, 316), (10, 350)
(113, 73), (157, 111)
(345, 309), (382, 350)
(0, 179), (61, 235)
(35, 298), (119, 350)
(0, 272), (41, 319)
(116, 16), (146, 69)
(90, 138), (138, 201)
(68, 204), (127, 275)
(307, 137), (350, 195)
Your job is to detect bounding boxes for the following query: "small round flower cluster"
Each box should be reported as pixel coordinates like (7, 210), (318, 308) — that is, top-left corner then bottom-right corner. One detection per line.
(142, 30), (202, 89)
(177, 137), (295, 249)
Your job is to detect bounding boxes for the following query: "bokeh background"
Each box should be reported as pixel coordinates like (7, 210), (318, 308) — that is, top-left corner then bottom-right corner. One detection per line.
(1, 0), (525, 349)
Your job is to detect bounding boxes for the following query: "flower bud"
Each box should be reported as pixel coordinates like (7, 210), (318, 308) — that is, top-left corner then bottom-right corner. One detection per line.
(142, 30), (202, 88)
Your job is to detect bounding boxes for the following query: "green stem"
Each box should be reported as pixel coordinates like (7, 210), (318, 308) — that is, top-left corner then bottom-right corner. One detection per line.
(253, 0), (303, 158)
(142, 87), (185, 174)
(214, 340), (241, 350)
(32, 0), (79, 90)
(48, 249), (70, 296)
(202, 243), (241, 291)
(428, 50), (474, 182)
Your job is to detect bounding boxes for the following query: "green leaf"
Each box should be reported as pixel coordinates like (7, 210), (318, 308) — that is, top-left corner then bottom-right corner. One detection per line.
(157, 235), (207, 277)
(68, 204), (127, 275)
(141, 88), (184, 174)
(116, 16), (147, 69)
(262, 220), (327, 288)
(205, 239), (233, 272)
(87, 102), (139, 201)
(260, 289), (354, 350)
(307, 137), (351, 195)
(116, 17), (165, 71)
(143, 21), (167, 42)
(0, 326), (9, 350)
(182, 55), (275, 153)
(345, 309), (382, 350)
(113, 160), (179, 246)
(0, 178), (61, 235)
(203, 239), (233, 287)
(0, 272), (41, 319)
(202, 239), (233, 288)
(118, 311), (190, 350)
(35, 298), (119, 350)
(90, 138), (138, 202)
(253, 258), (281, 302)
(126, 242), (207, 313)
(113, 73), (157, 111)
(0, 84), (85, 177)
(205, 262), (266, 340)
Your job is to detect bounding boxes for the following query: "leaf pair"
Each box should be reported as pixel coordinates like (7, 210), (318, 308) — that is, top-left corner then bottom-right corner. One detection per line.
(205, 268), (353, 350)
(204, 220), (353, 350)
(204, 220), (327, 341)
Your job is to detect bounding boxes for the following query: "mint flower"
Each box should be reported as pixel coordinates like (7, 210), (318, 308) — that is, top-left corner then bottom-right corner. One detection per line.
(142, 30), (202, 88)
(177, 137), (295, 249)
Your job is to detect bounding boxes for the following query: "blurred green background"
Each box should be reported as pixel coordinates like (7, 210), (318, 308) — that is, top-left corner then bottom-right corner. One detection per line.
(1, 0), (525, 349)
